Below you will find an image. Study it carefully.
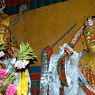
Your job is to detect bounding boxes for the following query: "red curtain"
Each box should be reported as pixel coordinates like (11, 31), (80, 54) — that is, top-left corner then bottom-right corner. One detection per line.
(5, 0), (32, 7)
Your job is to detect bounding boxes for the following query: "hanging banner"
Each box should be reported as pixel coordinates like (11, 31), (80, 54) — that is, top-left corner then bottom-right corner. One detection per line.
(4, 0), (67, 15)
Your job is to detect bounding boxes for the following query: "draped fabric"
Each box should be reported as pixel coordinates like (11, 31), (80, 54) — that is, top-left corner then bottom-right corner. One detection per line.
(4, 0), (67, 15)
(28, 65), (64, 95)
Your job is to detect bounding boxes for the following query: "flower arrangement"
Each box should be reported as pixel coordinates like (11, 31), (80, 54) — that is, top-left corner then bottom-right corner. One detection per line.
(0, 69), (17, 95)
(11, 42), (37, 69)
(0, 42), (37, 94)
(0, 15), (37, 95)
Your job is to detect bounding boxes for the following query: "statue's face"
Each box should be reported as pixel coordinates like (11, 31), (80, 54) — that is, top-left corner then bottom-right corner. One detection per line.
(84, 25), (95, 52)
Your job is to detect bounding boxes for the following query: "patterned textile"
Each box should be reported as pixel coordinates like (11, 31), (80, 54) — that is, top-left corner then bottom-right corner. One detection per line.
(29, 65), (64, 95)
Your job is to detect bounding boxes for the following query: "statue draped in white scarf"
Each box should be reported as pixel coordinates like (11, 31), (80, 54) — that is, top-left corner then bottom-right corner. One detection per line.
(48, 16), (95, 95)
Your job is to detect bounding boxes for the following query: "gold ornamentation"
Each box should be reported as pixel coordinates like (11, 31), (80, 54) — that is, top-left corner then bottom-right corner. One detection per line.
(83, 17), (95, 52)
(79, 52), (95, 89)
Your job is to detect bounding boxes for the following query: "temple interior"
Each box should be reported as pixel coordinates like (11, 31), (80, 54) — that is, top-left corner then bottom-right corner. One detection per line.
(0, 0), (95, 95)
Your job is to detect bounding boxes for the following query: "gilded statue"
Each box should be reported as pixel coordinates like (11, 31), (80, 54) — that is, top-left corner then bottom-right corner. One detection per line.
(79, 16), (95, 93)
(57, 16), (95, 95)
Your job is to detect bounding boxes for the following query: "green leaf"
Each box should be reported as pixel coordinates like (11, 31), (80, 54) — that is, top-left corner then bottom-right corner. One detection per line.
(17, 42), (37, 60)
(0, 43), (6, 51)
